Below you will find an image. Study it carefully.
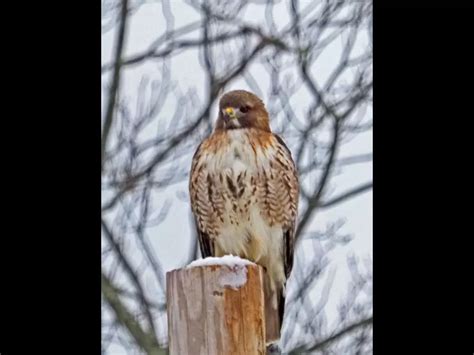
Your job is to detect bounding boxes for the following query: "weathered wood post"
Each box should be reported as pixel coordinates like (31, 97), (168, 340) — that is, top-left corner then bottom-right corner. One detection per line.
(166, 257), (280, 354)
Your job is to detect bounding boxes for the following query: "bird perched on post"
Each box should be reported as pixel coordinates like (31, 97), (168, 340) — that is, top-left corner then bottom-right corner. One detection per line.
(189, 90), (299, 329)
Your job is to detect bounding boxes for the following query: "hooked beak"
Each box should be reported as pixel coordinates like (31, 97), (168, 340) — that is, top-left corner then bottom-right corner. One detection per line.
(223, 107), (236, 122)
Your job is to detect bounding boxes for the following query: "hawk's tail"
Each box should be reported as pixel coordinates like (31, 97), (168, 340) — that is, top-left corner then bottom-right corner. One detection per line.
(278, 290), (285, 331)
(265, 292), (285, 354)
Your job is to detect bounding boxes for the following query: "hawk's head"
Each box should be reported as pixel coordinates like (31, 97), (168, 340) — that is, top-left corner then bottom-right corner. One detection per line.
(215, 90), (271, 132)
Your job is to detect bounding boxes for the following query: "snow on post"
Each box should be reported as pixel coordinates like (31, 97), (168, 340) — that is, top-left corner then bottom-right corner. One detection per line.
(166, 255), (277, 355)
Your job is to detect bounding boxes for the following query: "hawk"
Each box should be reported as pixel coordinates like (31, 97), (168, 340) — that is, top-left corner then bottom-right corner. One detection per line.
(189, 90), (299, 327)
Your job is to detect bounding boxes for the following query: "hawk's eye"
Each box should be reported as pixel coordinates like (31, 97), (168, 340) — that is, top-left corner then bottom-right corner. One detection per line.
(240, 106), (249, 113)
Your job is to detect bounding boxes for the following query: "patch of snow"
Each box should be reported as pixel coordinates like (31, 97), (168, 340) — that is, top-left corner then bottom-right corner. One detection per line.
(187, 254), (255, 268)
(187, 255), (255, 289)
(218, 266), (248, 289)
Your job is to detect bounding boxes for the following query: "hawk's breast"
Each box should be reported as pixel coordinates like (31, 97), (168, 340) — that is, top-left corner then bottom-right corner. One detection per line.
(197, 130), (281, 261)
(190, 128), (298, 300)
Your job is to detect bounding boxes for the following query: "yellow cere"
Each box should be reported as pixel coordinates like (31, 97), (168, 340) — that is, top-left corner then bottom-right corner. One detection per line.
(225, 107), (235, 116)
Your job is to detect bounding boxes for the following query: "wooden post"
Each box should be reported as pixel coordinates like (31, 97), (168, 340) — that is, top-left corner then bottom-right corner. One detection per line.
(166, 264), (280, 354)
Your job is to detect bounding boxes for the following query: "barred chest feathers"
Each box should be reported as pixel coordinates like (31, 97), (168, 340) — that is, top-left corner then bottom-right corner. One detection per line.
(199, 129), (286, 297)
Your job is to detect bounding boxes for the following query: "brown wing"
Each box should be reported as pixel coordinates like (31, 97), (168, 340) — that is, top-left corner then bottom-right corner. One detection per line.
(189, 141), (217, 258)
(195, 226), (214, 258)
(272, 134), (299, 279)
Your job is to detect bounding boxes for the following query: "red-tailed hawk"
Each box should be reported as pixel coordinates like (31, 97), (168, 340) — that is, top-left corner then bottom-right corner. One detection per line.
(189, 90), (299, 327)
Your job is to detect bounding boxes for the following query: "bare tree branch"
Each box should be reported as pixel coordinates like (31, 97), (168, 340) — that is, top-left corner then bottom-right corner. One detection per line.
(102, 218), (158, 337)
(102, 271), (167, 355)
(102, 0), (129, 171)
(319, 181), (372, 209)
(295, 118), (341, 240)
(290, 316), (373, 354)
(336, 153), (372, 167)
